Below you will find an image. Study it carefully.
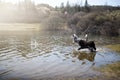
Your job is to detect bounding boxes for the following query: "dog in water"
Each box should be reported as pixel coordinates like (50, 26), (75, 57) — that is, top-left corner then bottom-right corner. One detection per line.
(72, 34), (96, 52)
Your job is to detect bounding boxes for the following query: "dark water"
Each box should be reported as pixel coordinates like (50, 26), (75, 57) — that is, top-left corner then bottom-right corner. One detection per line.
(0, 31), (120, 80)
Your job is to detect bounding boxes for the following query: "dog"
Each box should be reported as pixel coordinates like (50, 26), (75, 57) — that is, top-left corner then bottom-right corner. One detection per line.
(72, 34), (96, 52)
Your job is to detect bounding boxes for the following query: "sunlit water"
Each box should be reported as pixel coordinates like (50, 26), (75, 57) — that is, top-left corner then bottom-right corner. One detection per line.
(0, 31), (120, 80)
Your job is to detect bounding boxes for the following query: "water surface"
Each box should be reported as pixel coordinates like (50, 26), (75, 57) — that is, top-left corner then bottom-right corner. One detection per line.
(0, 31), (120, 80)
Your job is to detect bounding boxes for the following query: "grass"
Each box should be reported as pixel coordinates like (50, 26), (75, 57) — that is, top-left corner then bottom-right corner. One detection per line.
(94, 61), (120, 80)
(106, 44), (120, 53)
(0, 23), (41, 31)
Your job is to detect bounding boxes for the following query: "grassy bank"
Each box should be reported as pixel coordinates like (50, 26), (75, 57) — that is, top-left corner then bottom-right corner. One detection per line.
(106, 44), (120, 53)
(94, 61), (120, 80)
(0, 23), (41, 31)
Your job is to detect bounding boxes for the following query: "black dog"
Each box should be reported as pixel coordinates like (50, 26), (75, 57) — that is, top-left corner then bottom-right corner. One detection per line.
(72, 34), (96, 52)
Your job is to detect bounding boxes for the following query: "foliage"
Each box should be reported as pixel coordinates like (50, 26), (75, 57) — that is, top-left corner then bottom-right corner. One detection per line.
(57, 0), (120, 36)
(41, 12), (66, 30)
(67, 10), (120, 36)
(60, 1), (81, 14)
(0, 0), (120, 36)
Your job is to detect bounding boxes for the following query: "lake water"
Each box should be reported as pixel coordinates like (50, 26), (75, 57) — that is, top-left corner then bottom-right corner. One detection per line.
(0, 31), (120, 80)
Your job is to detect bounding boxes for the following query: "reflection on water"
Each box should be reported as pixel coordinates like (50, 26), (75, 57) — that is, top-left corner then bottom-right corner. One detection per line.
(72, 51), (96, 62)
(0, 31), (120, 80)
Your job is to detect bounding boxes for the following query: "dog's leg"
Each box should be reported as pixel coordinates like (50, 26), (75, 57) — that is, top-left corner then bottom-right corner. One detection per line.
(88, 46), (94, 52)
(91, 42), (96, 50)
(78, 47), (84, 50)
(78, 47), (82, 50)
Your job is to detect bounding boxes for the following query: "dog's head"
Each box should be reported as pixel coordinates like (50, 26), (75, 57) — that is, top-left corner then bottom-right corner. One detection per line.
(72, 34), (79, 43)
(72, 34), (77, 38)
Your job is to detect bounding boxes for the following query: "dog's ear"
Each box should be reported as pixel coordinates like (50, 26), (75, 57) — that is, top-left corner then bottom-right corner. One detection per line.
(73, 34), (76, 37)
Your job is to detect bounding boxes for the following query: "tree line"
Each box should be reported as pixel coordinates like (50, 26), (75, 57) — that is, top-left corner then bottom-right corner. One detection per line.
(0, 0), (40, 23)
(57, 0), (120, 14)
(54, 0), (120, 36)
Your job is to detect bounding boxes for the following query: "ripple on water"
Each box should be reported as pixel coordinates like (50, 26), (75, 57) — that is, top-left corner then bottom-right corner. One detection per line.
(0, 33), (120, 80)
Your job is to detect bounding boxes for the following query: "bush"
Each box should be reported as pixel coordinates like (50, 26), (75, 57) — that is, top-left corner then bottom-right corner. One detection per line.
(41, 12), (66, 30)
(67, 10), (120, 36)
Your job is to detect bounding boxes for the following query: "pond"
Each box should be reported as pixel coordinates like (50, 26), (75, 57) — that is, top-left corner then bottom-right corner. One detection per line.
(0, 31), (120, 80)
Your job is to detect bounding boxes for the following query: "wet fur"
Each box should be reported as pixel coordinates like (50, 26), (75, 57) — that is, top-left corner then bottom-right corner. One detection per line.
(72, 34), (96, 52)
(78, 40), (96, 52)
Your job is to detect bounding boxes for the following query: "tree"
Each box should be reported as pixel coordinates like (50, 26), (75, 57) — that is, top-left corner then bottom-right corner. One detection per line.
(84, 0), (90, 12)
(60, 2), (64, 9)
(60, 2), (65, 13)
(55, 6), (58, 10)
(24, 0), (36, 12)
(66, 1), (71, 13)
(85, 0), (88, 7)
(74, 4), (81, 12)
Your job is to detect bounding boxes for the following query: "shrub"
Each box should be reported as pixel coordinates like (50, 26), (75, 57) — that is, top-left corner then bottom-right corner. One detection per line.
(67, 10), (120, 36)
